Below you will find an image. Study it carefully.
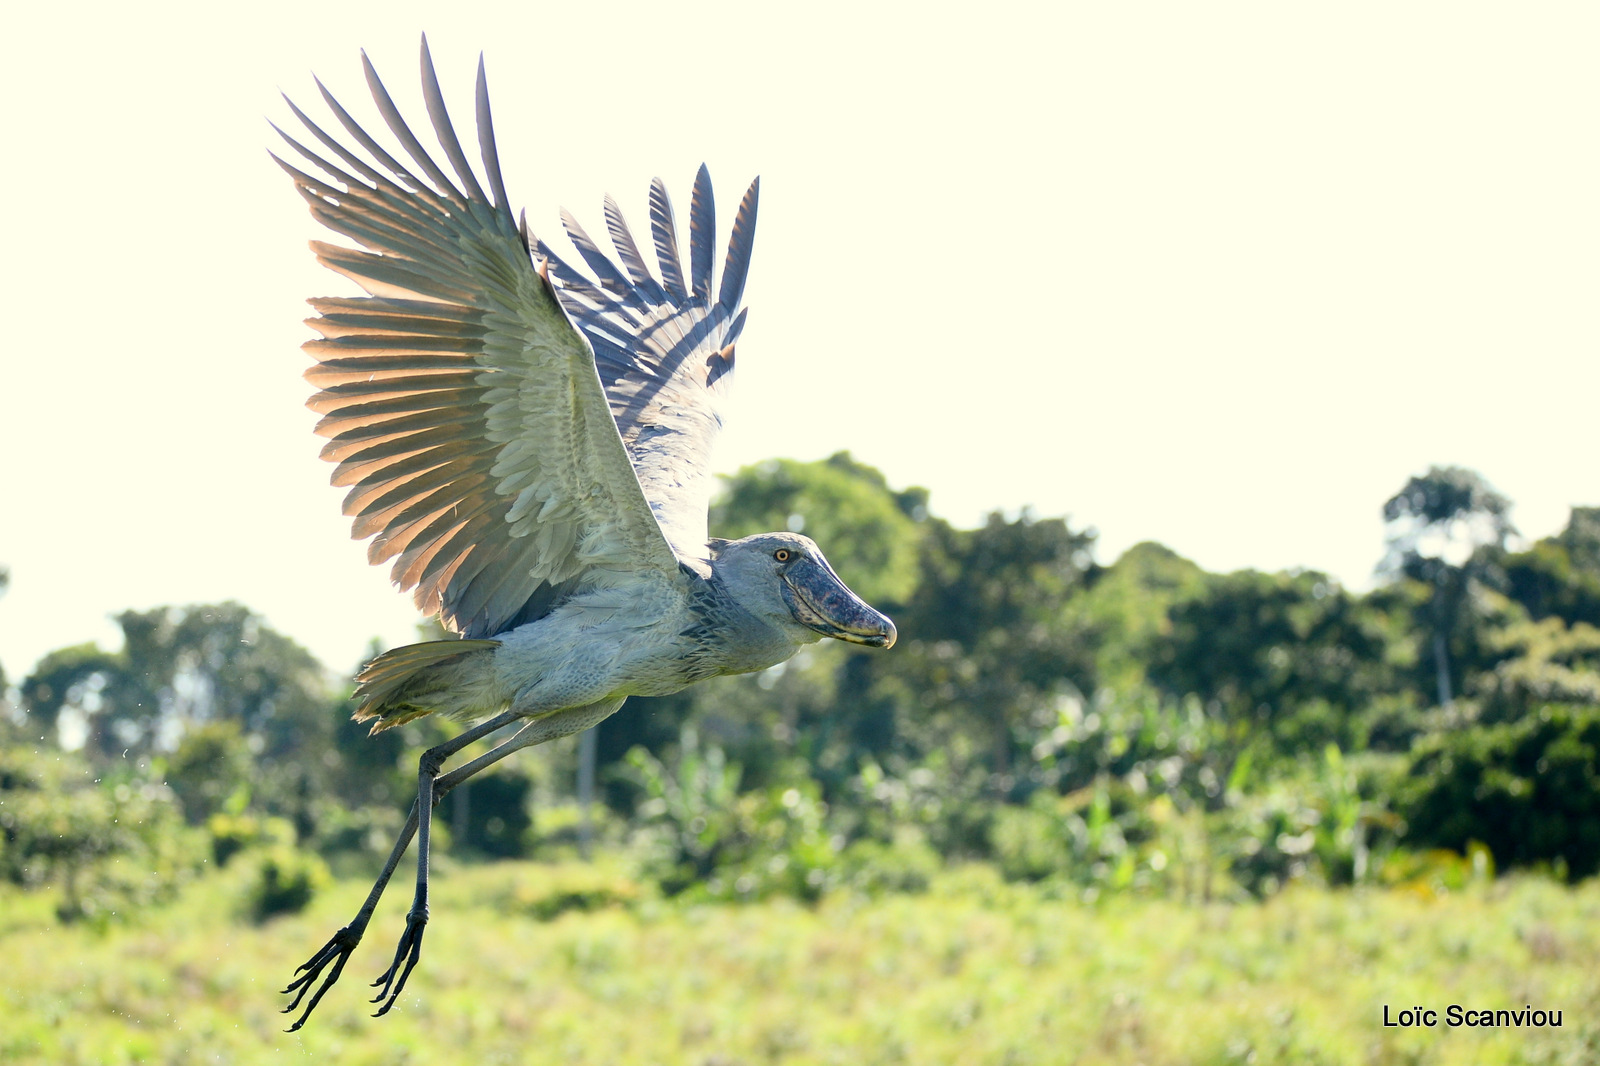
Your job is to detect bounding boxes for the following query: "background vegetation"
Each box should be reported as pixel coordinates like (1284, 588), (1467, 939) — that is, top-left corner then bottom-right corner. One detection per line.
(2, 455), (1597, 1063)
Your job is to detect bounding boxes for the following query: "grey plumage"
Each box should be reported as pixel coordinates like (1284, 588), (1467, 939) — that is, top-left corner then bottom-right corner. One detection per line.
(274, 36), (894, 1030)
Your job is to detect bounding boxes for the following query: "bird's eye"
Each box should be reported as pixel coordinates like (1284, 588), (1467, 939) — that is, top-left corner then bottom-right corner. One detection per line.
(774, 549), (791, 562)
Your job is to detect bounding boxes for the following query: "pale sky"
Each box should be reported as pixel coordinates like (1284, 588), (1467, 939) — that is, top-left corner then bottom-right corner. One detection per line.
(2, 2), (1596, 681)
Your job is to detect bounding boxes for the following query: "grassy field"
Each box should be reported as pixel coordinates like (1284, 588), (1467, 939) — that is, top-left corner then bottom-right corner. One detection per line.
(1, 859), (1596, 1065)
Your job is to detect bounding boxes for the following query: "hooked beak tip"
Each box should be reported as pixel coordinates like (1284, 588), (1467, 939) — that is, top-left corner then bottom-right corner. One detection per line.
(781, 567), (897, 649)
(844, 613), (896, 649)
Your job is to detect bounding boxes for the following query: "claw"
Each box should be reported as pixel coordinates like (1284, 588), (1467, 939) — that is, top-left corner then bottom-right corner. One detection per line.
(282, 923), (365, 1032)
(370, 907), (429, 1016)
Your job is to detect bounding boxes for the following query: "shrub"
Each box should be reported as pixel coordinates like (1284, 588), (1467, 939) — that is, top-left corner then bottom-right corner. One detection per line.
(206, 812), (293, 867)
(437, 768), (533, 858)
(244, 846), (329, 922)
(1400, 702), (1600, 879)
(0, 746), (201, 923)
(836, 829), (941, 895)
(494, 863), (645, 920)
(1380, 843), (1495, 897)
(626, 735), (842, 901)
(991, 798), (1077, 882)
(165, 721), (253, 825)
(305, 801), (405, 871)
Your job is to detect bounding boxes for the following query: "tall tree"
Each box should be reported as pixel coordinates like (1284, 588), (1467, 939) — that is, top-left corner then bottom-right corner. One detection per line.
(1381, 467), (1516, 706)
(1149, 568), (1395, 756)
(1504, 507), (1600, 630)
(0, 565), (9, 694)
(18, 644), (126, 751)
(1070, 541), (1207, 690)
(20, 604), (344, 831)
(888, 511), (1099, 792)
(1558, 506), (1600, 570)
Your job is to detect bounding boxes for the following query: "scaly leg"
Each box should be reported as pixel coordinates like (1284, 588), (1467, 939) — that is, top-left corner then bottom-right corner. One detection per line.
(367, 698), (625, 1014)
(283, 700), (627, 1028)
(282, 708), (520, 1030)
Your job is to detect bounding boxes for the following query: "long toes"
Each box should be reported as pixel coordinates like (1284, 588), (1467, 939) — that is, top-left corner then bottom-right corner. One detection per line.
(284, 945), (337, 998)
(369, 933), (408, 999)
(283, 953), (350, 1032)
(281, 926), (361, 1031)
(285, 928), (348, 990)
(371, 915), (428, 1015)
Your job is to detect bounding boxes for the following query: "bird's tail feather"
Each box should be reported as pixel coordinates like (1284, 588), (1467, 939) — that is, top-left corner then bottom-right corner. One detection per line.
(351, 639), (504, 734)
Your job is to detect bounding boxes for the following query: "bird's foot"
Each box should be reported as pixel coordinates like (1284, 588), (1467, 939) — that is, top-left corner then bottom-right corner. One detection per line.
(370, 905), (428, 1016)
(282, 922), (366, 1032)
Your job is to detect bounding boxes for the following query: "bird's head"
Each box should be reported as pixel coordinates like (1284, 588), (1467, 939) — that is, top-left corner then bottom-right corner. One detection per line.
(710, 533), (897, 649)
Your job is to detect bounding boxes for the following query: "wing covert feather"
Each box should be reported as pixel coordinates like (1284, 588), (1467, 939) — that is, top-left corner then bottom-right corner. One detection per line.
(533, 167), (760, 558)
(278, 38), (679, 638)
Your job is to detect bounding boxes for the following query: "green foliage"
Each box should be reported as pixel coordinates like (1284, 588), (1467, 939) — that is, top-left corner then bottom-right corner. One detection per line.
(881, 511), (1099, 795)
(906, 511), (1095, 659)
(1504, 507), (1600, 630)
(615, 458), (1600, 894)
(18, 604), (343, 843)
(1022, 685), (1220, 799)
(0, 745), (201, 924)
(243, 846), (329, 922)
(625, 731), (838, 901)
(19, 604), (329, 766)
(1471, 617), (1600, 722)
(1151, 568), (1398, 755)
(490, 861), (645, 920)
(1401, 703), (1600, 880)
(523, 801), (627, 861)
(300, 801), (405, 872)
(0, 563), (9, 693)
(1382, 466), (1519, 707)
(165, 720), (253, 824)
(1379, 843), (1496, 896)
(114, 603), (328, 741)
(323, 678), (416, 809)
(206, 812), (293, 867)
(17, 643), (125, 746)
(833, 828), (942, 895)
(1382, 467), (1516, 547)
(703, 782), (837, 901)
(4, 454), (1600, 1065)
(624, 729), (743, 894)
(1070, 541), (1207, 688)
(439, 768), (535, 858)
(1557, 505), (1600, 566)
(992, 783), (1144, 887)
(1217, 746), (1401, 896)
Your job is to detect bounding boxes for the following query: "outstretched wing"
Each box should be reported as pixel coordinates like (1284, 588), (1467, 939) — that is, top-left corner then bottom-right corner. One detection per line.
(531, 167), (759, 559)
(272, 39), (681, 639)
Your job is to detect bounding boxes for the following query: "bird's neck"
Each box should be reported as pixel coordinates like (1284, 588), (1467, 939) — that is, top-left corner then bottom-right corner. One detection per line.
(688, 567), (807, 678)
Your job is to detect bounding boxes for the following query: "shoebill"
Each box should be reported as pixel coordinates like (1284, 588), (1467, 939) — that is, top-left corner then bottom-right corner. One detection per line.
(271, 38), (895, 1030)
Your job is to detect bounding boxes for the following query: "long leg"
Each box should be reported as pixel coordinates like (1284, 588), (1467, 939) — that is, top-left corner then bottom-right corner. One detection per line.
(282, 796), (419, 1030)
(368, 698), (624, 1013)
(283, 699), (624, 1029)
(282, 708), (519, 1030)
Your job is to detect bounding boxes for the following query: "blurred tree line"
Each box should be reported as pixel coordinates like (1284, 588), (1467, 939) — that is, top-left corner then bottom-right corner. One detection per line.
(3, 455), (1599, 920)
